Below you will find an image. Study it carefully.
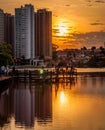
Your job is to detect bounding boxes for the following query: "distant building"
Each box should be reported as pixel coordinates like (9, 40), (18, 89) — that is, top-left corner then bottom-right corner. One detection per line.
(15, 4), (35, 60)
(35, 9), (52, 60)
(0, 9), (4, 43)
(4, 13), (14, 54)
(0, 10), (14, 54)
(4, 13), (14, 45)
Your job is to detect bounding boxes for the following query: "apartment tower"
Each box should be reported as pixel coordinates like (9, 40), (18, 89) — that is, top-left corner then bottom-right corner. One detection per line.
(15, 4), (35, 60)
(4, 13), (14, 45)
(35, 9), (52, 60)
(4, 13), (14, 55)
(0, 9), (4, 44)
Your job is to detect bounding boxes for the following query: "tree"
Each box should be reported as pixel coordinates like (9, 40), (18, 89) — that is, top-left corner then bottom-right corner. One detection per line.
(52, 51), (58, 61)
(91, 46), (96, 55)
(99, 46), (105, 55)
(52, 43), (58, 51)
(81, 46), (87, 50)
(83, 46), (87, 50)
(91, 46), (96, 51)
(0, 43), (14, 66)
(52, 44), (58, 61)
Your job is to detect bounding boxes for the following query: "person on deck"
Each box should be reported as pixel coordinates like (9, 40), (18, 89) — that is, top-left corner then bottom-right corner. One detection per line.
(70, 66), (75, 76)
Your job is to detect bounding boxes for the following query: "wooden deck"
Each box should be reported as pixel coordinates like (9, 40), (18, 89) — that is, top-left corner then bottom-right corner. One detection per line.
(11, 68), (77, 83)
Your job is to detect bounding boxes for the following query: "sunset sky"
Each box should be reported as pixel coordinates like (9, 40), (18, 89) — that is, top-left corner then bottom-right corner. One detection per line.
(0, 0), (105, 50)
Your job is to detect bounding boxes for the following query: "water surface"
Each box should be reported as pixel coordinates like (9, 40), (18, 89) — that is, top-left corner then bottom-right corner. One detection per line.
(0, 73), (105, 130)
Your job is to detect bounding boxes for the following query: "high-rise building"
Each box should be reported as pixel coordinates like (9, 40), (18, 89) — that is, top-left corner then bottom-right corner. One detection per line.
(4, 13), (14, 45)
(0, 9), (4, 44)
(0, 9), (14, 56)
(4, 13), (14, 54)
(15, 4), (35, 60)
(35, 9), (52, 60)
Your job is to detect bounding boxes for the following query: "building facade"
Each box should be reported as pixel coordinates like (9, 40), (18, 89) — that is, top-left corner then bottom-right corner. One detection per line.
(4, 13), (14, 54)
(35, 9), (52, 60)
(15, 4), (35, 60)
(0, 9), (4, 44)
(4, 13), (14, 45)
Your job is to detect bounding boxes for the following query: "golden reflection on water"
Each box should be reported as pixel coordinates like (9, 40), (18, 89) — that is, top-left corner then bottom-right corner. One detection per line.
(52, 76), (105, 130)
(1, 75), (105, 130)
(60, 91), (66, 104)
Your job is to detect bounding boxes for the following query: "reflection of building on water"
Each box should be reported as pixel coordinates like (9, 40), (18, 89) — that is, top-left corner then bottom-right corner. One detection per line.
(0, 93), (9, 126)
(0, 87), (14, 127)
(0, 81), (52, 128)
(14, 82), (52, 127)
(0, 77), (77, 128)
(35, 84), (52, 123)
(1, 74), (105, 130)
(14, 87), (35, 127)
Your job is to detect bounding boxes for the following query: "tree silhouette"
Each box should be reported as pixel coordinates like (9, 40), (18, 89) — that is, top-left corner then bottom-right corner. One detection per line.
(0, 43), (13, 66)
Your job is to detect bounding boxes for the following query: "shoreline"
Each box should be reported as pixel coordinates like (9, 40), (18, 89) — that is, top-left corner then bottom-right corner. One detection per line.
(76, 67), (105, 73)
(0, 68), (105, 85)
(0, 76), (12, 92)
(10, 67), (105, 73)
(77, 71), (105, 76)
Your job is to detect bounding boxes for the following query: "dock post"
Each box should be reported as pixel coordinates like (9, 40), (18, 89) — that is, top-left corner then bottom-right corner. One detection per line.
(29, 71), (31, 81)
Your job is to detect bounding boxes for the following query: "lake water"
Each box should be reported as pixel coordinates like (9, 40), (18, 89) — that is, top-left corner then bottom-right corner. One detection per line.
(0, 71), (105, 130)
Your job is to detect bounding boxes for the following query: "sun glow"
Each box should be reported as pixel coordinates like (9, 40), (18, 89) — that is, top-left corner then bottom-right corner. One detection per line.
(52, 18), (76, 50)
(57, 23), (68, 36)
(53, 19), (75, 37)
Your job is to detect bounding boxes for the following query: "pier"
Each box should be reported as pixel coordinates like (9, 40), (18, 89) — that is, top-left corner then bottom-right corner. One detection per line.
(11, 67), (77, 83)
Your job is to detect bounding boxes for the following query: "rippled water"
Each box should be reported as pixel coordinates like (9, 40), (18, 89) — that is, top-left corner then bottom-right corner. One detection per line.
(77, 67), (105, 73)
(0, 73), (105, 130)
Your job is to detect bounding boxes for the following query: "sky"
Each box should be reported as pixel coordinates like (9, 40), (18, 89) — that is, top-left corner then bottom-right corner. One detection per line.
(0, 0), (105, 50)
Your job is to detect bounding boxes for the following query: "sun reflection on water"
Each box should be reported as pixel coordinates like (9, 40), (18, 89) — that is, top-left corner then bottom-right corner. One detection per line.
(60, 91), (65, 104)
